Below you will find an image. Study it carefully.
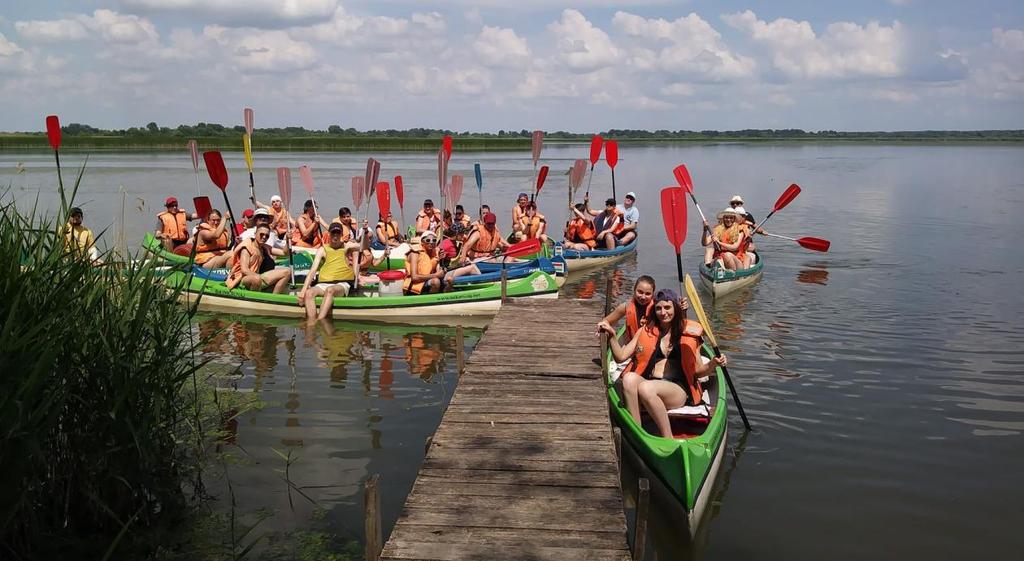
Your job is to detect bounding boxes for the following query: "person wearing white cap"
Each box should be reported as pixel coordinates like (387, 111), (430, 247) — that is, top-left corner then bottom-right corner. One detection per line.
(616, 191), (639, 245)
(702, 207), (748, 270)
(240, 208), (290, 254)
(253, 193), (294, 237)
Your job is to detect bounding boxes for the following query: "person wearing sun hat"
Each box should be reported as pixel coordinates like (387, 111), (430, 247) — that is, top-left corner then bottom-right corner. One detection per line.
(155, 196), (200, 251)
(703, 207), (748, 270)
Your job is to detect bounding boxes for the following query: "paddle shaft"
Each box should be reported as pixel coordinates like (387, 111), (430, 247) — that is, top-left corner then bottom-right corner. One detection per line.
(711, 344), (751, 431)
(762, 232), (793, 241)
(219, 191), (240, 248)
(248, 171), (256, 203)
(194, 170), (201, 197)
(53, 150), (64, 193)
(584, 163), (595, 200)
(742, 209), (779, 252)
(687, 191), (720, 251)
(611, 168), (616, 201)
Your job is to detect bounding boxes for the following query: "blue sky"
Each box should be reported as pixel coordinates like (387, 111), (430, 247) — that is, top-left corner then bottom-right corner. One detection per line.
(1, 1), (1021, 132)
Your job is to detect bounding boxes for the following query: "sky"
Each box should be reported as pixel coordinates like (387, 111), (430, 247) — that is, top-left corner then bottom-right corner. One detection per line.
(0, 0), (1022, 132)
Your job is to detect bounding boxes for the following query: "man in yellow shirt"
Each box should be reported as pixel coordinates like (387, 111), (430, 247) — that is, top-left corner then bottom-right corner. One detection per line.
(297, 222), (361, 323)
(64, 207), (99, 262)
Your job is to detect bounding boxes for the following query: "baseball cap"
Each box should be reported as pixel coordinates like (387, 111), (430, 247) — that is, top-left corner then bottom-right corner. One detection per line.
(517, 192), (528, 200)
(270, 195), (282, 203)
(605, 198), (616, 206)
(625, 192), (636, 200)
(242, 208), (255, 218)
(69, 207), (83, 217)
(165, 197), (178, 206)
(328, 222), (343, 233)
(483, 212), (497, 224)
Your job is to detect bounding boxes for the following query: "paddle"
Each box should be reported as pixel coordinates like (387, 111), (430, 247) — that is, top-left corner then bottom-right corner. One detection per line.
(471, 237), (541, 264)
(277, 167), (296, 283)
(660, 187), (688, 296)
(187, 139), (201, 196)
(364, 158), (381, 232)
(743, 183), (801, 252)
(437, 148), (448, 223)
(243, 107), (255, 202)
(193, 196), (213, 222)
(569, 159), (587, 205)
(473, 163), (483, 217)
(605, 140), (619, 200)
(46, 115), (66, 207)
(395, 175), (406, 231)
(762, 232), (831, 252)
(584, 134), (604, 200)
(376, 180), (392, 269)
(450, 175), (464, 207)
(298, 165), (322, 241)
(442, 135), (453, 162)
(202, 151), (240, 247)
(532, 165), (549, 202)
(684, 274), (752, 431)
(673, 164), (718, 251)
(352, 176), (364, 211)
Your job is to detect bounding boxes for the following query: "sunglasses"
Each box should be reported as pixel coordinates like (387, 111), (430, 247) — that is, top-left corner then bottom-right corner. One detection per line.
(422, 237), (438, 244)
(257, 232), (270, 239)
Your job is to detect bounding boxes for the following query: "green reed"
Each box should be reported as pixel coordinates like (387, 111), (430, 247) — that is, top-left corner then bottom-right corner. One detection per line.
(0, 168), (207, 559)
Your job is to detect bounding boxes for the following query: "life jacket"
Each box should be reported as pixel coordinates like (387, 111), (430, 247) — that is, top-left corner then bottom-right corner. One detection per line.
(605, 208), (625, 235)
(195, 222), (230, 264)
(627, 320), (706, 405)
(403, 248), (439, 294)
(292, 214), (321, 247)
(469, 224), (501, 257)
(624, 299), (654, 340)
(376, 220), (402, 244)
(226, 238), (264, 289)
(269, 207), (291, 236)
(523, 213), (546, 239)
(713, 224), (745, 259)
(415, 209), (442, 233)
(319, 243), (355, 282)
(566, 218), (596, 244)
(330, 218), (356, 242)
(157, 210), (188, 242)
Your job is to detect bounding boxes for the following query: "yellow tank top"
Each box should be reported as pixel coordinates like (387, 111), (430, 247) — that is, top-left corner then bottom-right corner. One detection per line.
(319, 244), (354, 282)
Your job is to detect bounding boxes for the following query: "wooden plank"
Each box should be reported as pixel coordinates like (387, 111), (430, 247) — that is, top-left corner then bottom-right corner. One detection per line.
(417, 468), (620, 487)
(422, 456), (617, 473)
(382, 540), (629, 561)
(410, 480), (622, 501)
(392, 505), (626, 533)
(427, 446), (617, 464)
(404, 493), (623, 513)
(438, 411), (610, 425)
(383, 525), (628, 549)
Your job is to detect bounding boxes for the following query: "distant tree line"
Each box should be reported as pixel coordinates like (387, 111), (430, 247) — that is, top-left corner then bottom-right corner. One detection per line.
(18, 123), (1024, 140)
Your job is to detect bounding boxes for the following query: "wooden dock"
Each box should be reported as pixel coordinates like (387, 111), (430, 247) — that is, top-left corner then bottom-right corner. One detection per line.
(380, 298), (630, 561)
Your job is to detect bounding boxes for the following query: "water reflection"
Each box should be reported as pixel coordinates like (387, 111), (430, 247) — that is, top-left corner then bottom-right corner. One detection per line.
(797, 268), (829, 285)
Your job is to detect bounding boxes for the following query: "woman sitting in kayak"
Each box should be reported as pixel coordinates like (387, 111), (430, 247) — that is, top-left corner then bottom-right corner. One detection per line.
(564, 203), (597, 251)
(597, 275), (656, 342)
(194, 209), (233, 269)
(297, 222), (361, 322)
(404, 232), (446, 294)
(702, 208), (747, 270)
(456, 212), (509, 262)
(226, 225), (291, 294)
(600, 289), (726, 439)
(519, 202), (549, 245)
(373, 211), (403, 250)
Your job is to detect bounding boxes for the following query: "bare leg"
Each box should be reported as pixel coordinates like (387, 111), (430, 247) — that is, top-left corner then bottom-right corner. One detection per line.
(622, 371), (644, 425)
(638, 380), (688, 438)
(604, 233), (615, 249)
(317, 284), (349, 320)
(202, 253), (231, 269)
(618, 232), (635, 245)
(304, 286), (324, 322)
(704, 246), (715, 266)
(722, 253), (741, 270)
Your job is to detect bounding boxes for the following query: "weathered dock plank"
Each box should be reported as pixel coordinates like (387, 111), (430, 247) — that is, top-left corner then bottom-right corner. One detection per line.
(380, 299), (630, 561)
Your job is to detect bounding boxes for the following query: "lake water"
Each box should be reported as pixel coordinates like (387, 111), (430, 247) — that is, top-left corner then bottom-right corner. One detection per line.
(3, 143), (1022, 559)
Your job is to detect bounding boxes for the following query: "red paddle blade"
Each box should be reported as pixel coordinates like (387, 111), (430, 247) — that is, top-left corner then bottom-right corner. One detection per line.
(243, 107), (254, 136)
(505, 237), (541, 258)
(774, 183), (801, 211)
(589, 135), (604, 166)
(352, 176), (364, 209)
(536, 165), (550, 193)
(193, 196), (212, 220)
(45, 115), (61, 150)
(605, 140), (618, 169)
(376, 181), (391, 218)
(673, 164), (693, 194)
(395, 175), (405, 208)
(531, 130), (544, 166)
(276, 167), (292, 208)
(187, 139), (200, 172)
(451, 175), (464, 204)
(299, 165), (314, 195)
(660, 186), (687, 251)
(442, 135), (453, 162)
(203, 151), (229, 190)
(798, 237), (830, 252)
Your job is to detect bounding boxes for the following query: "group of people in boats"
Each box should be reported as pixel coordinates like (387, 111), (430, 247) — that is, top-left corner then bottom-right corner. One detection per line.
(703, 195), (763, 271)
(563, 192), (639, 251)
(598, 276), (727, 438)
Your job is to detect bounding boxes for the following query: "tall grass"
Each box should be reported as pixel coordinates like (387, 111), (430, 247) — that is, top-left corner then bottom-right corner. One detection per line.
(0, 168), (206, 559)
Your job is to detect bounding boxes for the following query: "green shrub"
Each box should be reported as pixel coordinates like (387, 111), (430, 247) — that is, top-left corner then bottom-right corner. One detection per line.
(0, 168), (205, 559)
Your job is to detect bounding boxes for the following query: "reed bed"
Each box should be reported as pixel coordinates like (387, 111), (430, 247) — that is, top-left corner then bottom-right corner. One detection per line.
(0, 169), (207, 559)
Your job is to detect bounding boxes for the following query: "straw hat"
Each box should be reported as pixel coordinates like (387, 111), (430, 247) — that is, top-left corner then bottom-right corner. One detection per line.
(716, 207), (742, 221)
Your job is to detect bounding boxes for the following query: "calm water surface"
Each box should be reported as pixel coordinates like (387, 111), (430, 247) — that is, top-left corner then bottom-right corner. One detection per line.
(3, 144), (1022, 558)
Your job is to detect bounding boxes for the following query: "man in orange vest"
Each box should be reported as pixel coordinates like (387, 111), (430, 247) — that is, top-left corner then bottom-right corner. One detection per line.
(455, 212), (509, 262)
(155, 197), (200, 251)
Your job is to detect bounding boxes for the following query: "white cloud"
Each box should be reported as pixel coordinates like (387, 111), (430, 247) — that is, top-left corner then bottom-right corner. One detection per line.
(474, 26), (530, 67)
(993, 28), (1024, 52)
(661, 83), (695, 96)
(15, 10), (157, 45)
(866, 88), (919, 102)
(0, 32), (23, 56)
(122, 0), (338, 28)
(204, 26), (317, 72)
(613, 11), (755, 81)
(412, 12), (446, 34)
(303, 6), (445, 51)
(548, 9), (619, 72)
(723, 10), (904, 80)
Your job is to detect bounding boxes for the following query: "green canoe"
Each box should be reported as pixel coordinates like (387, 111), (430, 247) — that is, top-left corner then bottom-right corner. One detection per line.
(142, 232), (314, 269)
(606, 340), (728, 537)
(165, 269), (559, 322)
(698, 251), (764, 299)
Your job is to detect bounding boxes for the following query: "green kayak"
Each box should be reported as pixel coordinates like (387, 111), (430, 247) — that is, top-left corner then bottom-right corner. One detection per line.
(165, 269), (559, 322)
(142, 232), (314, 269)
(606, 338), (728, 537)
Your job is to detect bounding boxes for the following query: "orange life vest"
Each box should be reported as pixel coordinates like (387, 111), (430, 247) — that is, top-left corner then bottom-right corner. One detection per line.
(566, 218), (596, 244)
(523, 213), (546, 239)
(157, 210), (188, 242)
(269, 207), (291, 236)
(713, 224), (745, 259)
(627, 320), (705, 405)
(403, 248), (439, 294)
(195, 222), (230, 264)
(624, 299), (654, 340)
(226, 238), (264, 289)
(376, 220), (401, 244)
(415, 209), (442, 232)
(292, 214), (321, 247)
(604, 208), (625, 235)
(469, 224), (501, 256)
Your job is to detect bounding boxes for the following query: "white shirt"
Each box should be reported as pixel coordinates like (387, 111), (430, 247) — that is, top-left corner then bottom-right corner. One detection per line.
(618, 204), (639, 226)
(240, 227), (285, 250)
